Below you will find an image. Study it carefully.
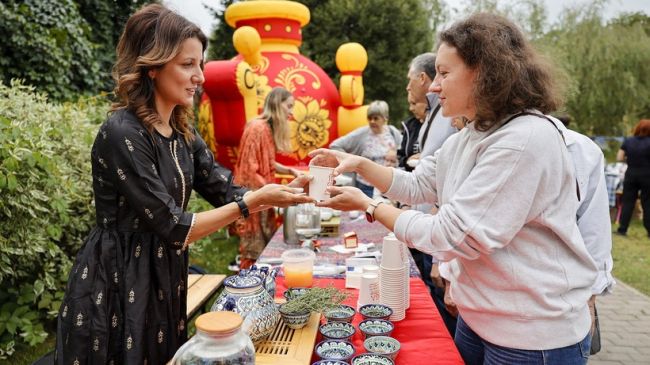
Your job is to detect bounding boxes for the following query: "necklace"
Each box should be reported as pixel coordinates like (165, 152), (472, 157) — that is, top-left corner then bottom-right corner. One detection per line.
(169, 140), (186, 208)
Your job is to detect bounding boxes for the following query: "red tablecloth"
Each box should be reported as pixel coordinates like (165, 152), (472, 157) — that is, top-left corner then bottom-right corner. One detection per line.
(275, 277), (464, 365)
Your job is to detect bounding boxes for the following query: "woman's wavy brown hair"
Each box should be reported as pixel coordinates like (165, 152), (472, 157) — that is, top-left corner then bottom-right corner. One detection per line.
(111, 4), (207, 143)
(438, 13), (562, 131)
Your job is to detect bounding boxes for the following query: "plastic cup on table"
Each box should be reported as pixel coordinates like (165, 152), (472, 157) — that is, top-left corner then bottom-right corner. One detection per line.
(309, 165), (335, 201)
(281, 248), (316, 288)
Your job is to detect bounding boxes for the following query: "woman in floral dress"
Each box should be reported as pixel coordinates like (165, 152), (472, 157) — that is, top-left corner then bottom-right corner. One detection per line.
(55, 5), (312, 364)
(234, 87), (299, 269)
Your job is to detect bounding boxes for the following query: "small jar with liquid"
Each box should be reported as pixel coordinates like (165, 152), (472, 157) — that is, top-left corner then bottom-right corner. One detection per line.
(171, 311), (255, 364)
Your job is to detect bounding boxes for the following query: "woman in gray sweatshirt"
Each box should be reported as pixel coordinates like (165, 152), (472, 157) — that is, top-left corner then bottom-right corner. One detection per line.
(311, 13), (596, 365)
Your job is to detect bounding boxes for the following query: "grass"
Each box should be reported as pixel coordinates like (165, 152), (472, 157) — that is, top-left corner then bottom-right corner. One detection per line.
(611, 219), (650, 295)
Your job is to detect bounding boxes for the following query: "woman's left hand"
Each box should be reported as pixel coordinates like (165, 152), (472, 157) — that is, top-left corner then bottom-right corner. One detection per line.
(316, 185), (373, 211)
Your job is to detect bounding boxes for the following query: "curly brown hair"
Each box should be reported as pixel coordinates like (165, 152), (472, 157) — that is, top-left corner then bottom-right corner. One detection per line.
(111, 4), (207, 143)
(438, 13), (562, 131)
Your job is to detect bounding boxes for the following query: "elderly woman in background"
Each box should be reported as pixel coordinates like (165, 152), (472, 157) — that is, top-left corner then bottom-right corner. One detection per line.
(329, 100), (402, 197)
(234, 87), (300, 269)
(311, 12), (596, 364)
(616, 119), (650, 237)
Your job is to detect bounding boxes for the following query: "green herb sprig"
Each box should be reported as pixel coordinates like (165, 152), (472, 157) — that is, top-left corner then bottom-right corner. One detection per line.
(280, 285), (349, 314)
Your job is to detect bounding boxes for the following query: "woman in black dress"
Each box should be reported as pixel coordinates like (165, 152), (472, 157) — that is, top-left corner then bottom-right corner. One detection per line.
(55, 4), (313, 364)
(616, 119), (650, 237)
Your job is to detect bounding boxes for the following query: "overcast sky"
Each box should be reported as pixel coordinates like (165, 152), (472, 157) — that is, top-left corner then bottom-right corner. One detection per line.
(163, 0), (650, 38)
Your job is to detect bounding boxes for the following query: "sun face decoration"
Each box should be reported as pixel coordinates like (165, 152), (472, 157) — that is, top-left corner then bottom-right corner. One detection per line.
(289, 96), (332, 159)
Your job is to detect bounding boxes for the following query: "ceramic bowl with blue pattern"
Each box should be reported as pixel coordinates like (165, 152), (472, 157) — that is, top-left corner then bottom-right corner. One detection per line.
(283, 287), (310, 301)
(323, 304), (356, 323)
(278, 303), (311, 329)
(311, 360), (350, 365)
(314, 340), (355, 362)
(358, 319), (394, 339)
(351, 353), (394, 365)
(358, 304), (393, 321)
(319, 321), (356, 341)
(363, 335), (401, 360)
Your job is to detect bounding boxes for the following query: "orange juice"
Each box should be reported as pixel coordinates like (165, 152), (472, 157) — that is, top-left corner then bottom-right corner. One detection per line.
(284, 267), (313, 288)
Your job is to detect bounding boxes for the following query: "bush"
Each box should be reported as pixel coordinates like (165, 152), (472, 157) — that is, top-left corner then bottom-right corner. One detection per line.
(0, 80), (106, 358)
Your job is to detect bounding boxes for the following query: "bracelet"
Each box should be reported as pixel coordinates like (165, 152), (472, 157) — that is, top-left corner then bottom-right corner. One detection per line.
(236, 196), (250, 218)
(182, 214), (197, 251)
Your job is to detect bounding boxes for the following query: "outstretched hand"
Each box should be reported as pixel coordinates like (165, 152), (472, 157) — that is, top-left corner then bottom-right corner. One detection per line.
(315, 185), (372, 212)
(251, 183), (314, 208)
(308, 148), (365, 177)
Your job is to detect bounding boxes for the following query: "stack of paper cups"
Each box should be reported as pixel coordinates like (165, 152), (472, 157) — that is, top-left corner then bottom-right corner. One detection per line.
(379, 234), (407, 321)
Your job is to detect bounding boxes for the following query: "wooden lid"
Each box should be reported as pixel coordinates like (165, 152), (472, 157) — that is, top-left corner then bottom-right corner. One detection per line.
(195, 311), (243, 334)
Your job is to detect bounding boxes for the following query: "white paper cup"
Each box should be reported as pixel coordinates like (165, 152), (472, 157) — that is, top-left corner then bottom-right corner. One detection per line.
(309, 165), (335, 201)
(358, 273), (380, 308)
(380, 235), (405, 269)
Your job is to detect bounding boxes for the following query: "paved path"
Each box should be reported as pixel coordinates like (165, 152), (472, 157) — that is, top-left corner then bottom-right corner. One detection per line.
(590, 279), (650, 364)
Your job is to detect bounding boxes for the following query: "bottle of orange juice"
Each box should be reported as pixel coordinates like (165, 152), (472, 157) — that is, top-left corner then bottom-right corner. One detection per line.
(281, 249), (316, 288)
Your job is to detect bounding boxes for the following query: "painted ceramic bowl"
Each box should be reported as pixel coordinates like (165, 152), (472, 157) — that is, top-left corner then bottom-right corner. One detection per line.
(278, 303), (311, 329)
(314, 340), (355, 362)
(363, 335), (401, 360)
(283, 287), (310, 301)
(319, 321), (356, 341)
(359, 304), (393, 321)
(358, 319), (394, 339)
(311, 360), (350, 365)
(351, 353), (394, 365)
(323, 305), (356, 323)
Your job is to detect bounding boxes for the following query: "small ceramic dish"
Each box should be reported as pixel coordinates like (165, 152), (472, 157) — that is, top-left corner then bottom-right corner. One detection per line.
(311, 360), (349, 365)
(283, 287), (310, 301)
(323, 304), (356, 323)
(351, 353), (394, 365)
(358, 319), (394, 339)
(278, 303), (311, 329)
(319, 321), (356, 341)
(314, 340), (355, 362)
(359, 304), (393, 321)
(363, 335), (401, 360)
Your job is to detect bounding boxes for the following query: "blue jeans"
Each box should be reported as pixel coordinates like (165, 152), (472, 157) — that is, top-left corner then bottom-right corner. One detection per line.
(455, 316), (591, 365)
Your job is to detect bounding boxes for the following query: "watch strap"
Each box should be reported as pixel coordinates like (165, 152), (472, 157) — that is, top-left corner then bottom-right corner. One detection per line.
(236, 196), (250, 218)
(365, 199), (383, 223)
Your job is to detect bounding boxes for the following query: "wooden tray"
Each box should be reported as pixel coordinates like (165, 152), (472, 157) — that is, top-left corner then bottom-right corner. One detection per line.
(255, 311), (321, 365)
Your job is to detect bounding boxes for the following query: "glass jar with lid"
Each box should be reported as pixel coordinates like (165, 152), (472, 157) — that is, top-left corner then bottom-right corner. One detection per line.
(171, 311), (255, 364)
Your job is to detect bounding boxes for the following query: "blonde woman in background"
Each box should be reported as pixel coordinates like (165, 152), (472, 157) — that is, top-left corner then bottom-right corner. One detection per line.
(234, 87), (300, 269)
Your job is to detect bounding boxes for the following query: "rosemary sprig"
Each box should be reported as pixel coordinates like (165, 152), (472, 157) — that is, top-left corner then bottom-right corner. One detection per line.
(280, 285), (349, 314)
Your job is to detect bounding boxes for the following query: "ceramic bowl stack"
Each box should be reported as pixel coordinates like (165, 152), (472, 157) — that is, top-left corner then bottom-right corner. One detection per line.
(379, 234), (408, 321)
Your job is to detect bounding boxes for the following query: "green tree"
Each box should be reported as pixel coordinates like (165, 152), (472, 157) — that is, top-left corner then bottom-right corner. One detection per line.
(206, 0), (237, 61)
(0, 0), (100, 100)
(536, 8), (650, 135)
(300, 0), (433, 122)
(0, 0), (148, 101)
(207, 0), (432, 122)
(74, 0), (150, 93)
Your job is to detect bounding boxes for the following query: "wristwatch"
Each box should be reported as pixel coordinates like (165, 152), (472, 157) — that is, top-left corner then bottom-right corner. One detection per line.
(235, 196), (250, 218)
(365, 199), (384, 223)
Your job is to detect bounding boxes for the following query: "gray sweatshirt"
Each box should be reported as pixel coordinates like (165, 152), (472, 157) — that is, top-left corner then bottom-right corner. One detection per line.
(385, 113), (596, 350)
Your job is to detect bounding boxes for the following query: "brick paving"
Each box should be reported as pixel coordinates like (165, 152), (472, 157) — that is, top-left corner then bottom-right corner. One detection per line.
(590, 280), (650, 364)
